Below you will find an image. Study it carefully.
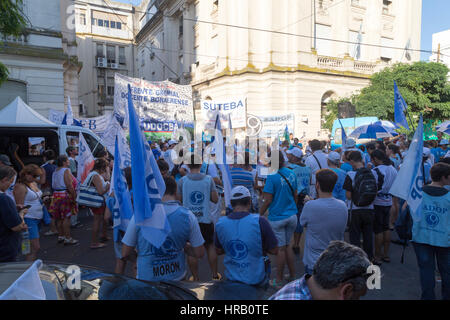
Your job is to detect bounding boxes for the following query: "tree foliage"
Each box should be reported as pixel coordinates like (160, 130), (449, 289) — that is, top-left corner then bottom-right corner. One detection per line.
(0, 0), (27, 84)
(326, 62), (450, 129)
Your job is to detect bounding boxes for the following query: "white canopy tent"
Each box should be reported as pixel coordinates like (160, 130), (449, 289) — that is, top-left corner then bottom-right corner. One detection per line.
(0, 97), (57, 128)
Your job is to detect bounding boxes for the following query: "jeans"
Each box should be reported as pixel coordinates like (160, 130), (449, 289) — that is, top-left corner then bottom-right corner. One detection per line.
(413, 242), (450, 300)
(349, 209), (374, 260)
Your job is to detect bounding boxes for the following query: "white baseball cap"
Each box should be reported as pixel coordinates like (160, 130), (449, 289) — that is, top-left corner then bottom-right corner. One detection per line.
(231, 186), (251, 200)
(440, 139), (449, 146)
(168, 139), (177, 146)
(327, 151), (341, 164)
(286, 148), (303, 158)
(344, 138), (356, 149)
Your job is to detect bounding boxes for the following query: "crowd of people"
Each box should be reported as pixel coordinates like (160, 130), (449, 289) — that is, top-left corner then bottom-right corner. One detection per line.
(0, 132), (449, 300)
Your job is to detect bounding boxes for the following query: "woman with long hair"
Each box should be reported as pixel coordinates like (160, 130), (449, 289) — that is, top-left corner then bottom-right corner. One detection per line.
(87, 158), (111, 249)
(13, 164), (46, 260)
(49, 155), (79, 245)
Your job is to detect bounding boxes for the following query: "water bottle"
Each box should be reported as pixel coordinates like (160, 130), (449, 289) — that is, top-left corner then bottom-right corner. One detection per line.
(21, 230), (31, 255)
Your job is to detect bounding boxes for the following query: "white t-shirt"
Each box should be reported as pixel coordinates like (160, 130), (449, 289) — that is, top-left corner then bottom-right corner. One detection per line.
(163, 148), (177, 172)
(373, 165), (397, 207)
(305, 150), (329, 185)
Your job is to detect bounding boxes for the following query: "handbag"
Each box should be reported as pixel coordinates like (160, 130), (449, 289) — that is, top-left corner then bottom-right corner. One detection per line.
(77, 173), (104, 208)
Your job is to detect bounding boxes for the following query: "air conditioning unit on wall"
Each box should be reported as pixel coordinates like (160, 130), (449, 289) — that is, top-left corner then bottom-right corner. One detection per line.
(97, 57), (107, 67)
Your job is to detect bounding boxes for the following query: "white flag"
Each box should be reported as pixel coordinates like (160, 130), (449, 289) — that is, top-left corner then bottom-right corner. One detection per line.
(77, 132), (95, 183)
(0, 260), (46, 300)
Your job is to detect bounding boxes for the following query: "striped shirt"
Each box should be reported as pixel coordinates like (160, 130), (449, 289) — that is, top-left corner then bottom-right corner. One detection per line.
(230, 167), (254, 191)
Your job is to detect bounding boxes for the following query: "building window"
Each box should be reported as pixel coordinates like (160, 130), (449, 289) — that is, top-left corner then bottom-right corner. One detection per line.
(351, 0), (360, 6)
(117, 22), (122, 29)
(96, 43), (104, 57)
(107, 45), (115, 64)
(78, 13), (86, 25)
(104, 20), (109, 28)
(98, 19), (104, 27)
(213, 0), (218, 11)
(92, 18), (97, 26)
(179, 15), (183, 36)
(107, 86), (114, 96)
(119, 47), (126, 65)
(382, 0), (392, 14)
(111, 21), (116, 28)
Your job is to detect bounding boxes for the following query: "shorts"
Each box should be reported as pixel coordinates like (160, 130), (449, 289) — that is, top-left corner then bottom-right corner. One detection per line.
(24, 218), (40, 240)
(269, 215), (297, 247)
(373, 205), (391, 234)
(91, 205), (106, 215)
(199, 222), (215, 246)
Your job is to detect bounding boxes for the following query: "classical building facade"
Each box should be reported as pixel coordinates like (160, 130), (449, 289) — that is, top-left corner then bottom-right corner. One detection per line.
(74, 0), (135, 116)
(0, 0), (80, 117)
(135, 0), (422, 140)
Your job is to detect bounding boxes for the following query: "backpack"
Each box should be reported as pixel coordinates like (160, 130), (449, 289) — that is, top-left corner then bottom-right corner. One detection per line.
(394, 199), (413, 264)
(351, 168), (382, 207)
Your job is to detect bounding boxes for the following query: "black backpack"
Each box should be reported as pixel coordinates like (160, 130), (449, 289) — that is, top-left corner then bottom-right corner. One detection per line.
(352, 168), (383, 207)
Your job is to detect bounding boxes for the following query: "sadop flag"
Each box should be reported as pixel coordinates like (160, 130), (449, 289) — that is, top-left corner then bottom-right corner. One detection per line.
(214, 114), (233, 210)
(394, 81), (410, 130)
(77, 132), (95, 183)
(0, 260), (46, 300)
(127, 84), (170, 248)
(390, 115), (424, 220)
(112, 136), (133, 231)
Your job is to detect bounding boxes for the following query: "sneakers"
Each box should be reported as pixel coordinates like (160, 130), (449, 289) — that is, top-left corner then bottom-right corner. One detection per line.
(64, 238), (79, 246)
(57, 236), (66, 243)
(44, 230), (58, 236)
(212, 272), (223, 281)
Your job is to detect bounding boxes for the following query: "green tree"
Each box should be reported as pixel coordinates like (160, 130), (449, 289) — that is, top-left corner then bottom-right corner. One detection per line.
(326, 62), (450, 130)
(0, 0), (27, 84)
(354, 61), (450, 125)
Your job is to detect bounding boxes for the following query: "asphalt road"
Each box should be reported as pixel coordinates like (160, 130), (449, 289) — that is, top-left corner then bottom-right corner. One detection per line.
(33, 208), (443, 300)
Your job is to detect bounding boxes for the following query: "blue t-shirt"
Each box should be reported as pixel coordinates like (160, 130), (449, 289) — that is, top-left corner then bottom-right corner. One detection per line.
(0, 193), (22, 262)
(263, 167), (298, 221)
(340, 162), (353, 173)
(330, 168), (347, 202)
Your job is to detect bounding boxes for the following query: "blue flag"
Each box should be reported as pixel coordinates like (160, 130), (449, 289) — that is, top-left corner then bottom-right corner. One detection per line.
(338, 119), (347, 147)
(394, 81), (410, 130)
(214, 114), (233, 210)
(127, 84), (170, 248)
(112, 136), (133, 232)
(389, 115), (423, 220)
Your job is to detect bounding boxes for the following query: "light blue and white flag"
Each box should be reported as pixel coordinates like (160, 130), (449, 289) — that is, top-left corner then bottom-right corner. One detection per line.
(127, 84), (170, 248)
(353, 23), (363, 60)
(0, 260), (46, 300)
(338, 119), (347, 147)
(214, 114), (233, 210)
(390, 115), (424, 220)
(394, 81), (410, 130)
(112, 136), (134, 231)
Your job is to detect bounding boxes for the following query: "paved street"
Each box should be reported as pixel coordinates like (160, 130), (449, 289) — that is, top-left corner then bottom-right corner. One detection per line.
(32, 208), (443, 300)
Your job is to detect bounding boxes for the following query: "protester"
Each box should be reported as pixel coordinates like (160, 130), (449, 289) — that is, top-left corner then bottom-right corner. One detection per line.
(343, 151), (383, 262)
(157, 158), (170, 178)
(285, 147), (311, 254)
(270, 241), (371, 300)
(121, 177), (205, 281)
(13, 164), (46, 261)
(305, 139), (329, 198)
(162, 140), (177, 172)
(0, 154), (17, 201)
(214, 186), (278, 286)
(370, 150), (398, 265)
(66, 146), (79, 178)
(230, 152), (258, 212)
(0, 166), (28, 262)
(49, 155), (79, 245)
(340, 151), (353, 173)
(343, 138), (363, 156)
(40, 150), (58, 236)
(177, 153), (220, 281)
(411, 162), (450, 300)
(423, 148), (432, 185)
(387, 144), (402, 170)
(326, 152), (347, 202)
(86, 158), (111, 249)
(259, 151), (298, 288)
(300, 169), (348, 275)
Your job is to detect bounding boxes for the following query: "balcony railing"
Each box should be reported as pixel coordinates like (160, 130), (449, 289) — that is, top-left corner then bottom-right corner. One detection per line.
(317, 56), (344, 68)
(353, 61), (376, 72)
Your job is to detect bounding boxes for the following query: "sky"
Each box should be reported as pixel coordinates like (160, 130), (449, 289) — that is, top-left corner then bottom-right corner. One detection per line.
(114, 0), (449, 61)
